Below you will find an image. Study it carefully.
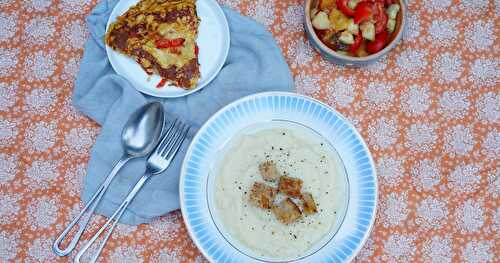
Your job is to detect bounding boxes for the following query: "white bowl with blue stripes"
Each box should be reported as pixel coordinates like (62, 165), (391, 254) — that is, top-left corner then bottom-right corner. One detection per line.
(180, 92), (377, 262)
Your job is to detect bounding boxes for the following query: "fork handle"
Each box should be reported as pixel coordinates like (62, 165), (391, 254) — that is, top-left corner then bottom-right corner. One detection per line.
(52, 155), (131, 256)
(74, 173), (152, 263)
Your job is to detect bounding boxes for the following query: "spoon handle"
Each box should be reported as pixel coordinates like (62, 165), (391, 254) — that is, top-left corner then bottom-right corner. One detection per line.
(74, 173), (152, 263)
(52, 155), (131, 256)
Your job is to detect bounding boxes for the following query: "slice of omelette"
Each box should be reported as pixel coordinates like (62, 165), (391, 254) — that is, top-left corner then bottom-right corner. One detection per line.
(105, 0), (200, 89)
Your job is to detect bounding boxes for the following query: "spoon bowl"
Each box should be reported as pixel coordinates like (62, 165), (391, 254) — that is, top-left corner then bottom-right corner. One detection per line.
(122, 102), (165, 156)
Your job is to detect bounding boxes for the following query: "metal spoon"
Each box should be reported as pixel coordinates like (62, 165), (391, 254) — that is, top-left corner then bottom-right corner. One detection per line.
(53, 102), (165, 256)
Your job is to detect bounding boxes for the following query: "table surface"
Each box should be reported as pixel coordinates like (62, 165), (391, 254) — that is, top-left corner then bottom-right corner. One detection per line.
(0, 0), (498, 262)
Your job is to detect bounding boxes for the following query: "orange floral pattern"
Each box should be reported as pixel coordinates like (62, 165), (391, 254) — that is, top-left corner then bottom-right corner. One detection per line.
(0, 0), (498, 262)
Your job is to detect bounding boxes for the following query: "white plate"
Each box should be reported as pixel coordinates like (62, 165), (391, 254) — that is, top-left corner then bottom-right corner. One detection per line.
(106, 0), (230, 98)
(180, 92), (378, 262)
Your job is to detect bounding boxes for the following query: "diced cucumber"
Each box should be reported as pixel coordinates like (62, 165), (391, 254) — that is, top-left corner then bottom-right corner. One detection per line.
(387, 18), (396, 33)
(347, 18), (359, 34)
(386, 4), (400, 20)
(360, 22), (375, 41)
(312, 11), (330, 30)
(339, 31), (355, 44)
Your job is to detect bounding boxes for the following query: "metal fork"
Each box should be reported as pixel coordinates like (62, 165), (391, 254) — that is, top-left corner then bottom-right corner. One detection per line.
(74, 120), (190, 263)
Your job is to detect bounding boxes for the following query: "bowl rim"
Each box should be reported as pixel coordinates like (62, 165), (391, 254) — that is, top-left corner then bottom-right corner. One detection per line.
(304, 0), (406, 62)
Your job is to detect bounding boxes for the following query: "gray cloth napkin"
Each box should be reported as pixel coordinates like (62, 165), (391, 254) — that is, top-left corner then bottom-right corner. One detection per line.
(73, 0), (293, 225)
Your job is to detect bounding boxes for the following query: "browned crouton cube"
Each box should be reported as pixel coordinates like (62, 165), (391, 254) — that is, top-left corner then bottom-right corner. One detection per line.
(272, 198), (302, 224)
(249, 182), (277, 209)
(300, 192), (318, 215)
(278, 176), (303, 197)
(259, 160), (279, 182)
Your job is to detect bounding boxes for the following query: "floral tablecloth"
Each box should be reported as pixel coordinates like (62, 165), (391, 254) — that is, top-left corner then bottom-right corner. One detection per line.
(0, 0), (498, 262)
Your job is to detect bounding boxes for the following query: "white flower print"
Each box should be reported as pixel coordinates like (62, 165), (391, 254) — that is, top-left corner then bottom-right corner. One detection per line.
(400, 84), (431, 116)
(444, 125), (475, 157)
(364, 57), (387, 74)
(487, 168), (499, 198)
(0, 119), (18, 146)
(411, 159), (441, 191)
(403, 11), (420, 41)
(462, 240), (494, 263)
(469, 58), (499, 87)
(58, 0), (92, 14)
(456, 199), (485, 233)
(363, 82), (394, 110)
(0, 153), (17, 183)
(405, 122), (437, 153)
(61, 19), (89, 49)
(109, 245), (144, 263)
(247, 0), (275, 26)
(64, 163), (85, 197)
(416, 197), (448, 230)
(475, 91), (500, 124)
(465, 20), (495, 51)
(64, 127), (96, 155)
(0, 231), (18, 261)
(395, 50), (428, 78)
(355, 237), (376, 262)
(147, 212), (182, 242)
(294, 72), (320, 95)
(422, 236), (453, 263)
(432, 52), (462, 83)
(427, 19), (458, 46)
(326, 76), (356, 108)
(287, 38), (314, 69)
(368, 117), (399, 150)
(0, 11), (17, 41)
(24, 87), (57, 114)
(114, 223), (138, 238)
(380, 192), (409, 227)
(482, 130), (500, 159)
(24, 121), (57, 152)
(492, 207), (500, 234)
(377, 156), (404, 187)
(151, 248), (182, 263)
(24, 50), (57, 81)
(448, 164), (481, 194)
(23, 16), (56, 45)
(25, 159), (60, 189)
(26, 237), (57, 263)
(0, 81), (17, 111)
(438, 90), (470, 120)
(24, 0), (53, 12)
(0, 194), (20, 225)
(0, 48), (19, 77)
(423, 0), (452, 12)
(27, 197), (58, 230)
(382, 234), (415, 262)
(460, 0), (490, 14)
(282, 4), (303, 33)
(61, 56), (81, 82)
(217, 0), (240, 9)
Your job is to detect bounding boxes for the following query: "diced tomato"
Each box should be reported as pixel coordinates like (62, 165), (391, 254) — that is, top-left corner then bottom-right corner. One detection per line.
(349, 33), (363, 53)
(336, 0), (355, 16)
(365, 30), (389, 54)
(385, 0), (394, 5)
(155, 38), (185, 48)
(373, 2), (388, 33)
(353, 2), (373, 24)
(194, 44), (199, 55)
(156, 78), (167, 88)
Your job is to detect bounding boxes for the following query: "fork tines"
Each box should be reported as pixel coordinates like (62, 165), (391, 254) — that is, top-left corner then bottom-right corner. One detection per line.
(156, 119), (190, 159)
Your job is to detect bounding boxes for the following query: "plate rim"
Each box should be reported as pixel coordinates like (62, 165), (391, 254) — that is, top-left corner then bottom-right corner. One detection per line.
(105, 0), (230, 98)
(179, 91), (378, 262)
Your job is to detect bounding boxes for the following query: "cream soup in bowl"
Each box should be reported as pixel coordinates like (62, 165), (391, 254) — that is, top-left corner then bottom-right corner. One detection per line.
(211, 121), (348, 261)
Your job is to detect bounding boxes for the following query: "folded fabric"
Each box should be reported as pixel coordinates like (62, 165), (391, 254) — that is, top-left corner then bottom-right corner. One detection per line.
(73, 0), (294, 225)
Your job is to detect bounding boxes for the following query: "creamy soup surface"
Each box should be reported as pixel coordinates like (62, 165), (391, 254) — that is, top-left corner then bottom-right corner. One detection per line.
(213, 125), (347, 259)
